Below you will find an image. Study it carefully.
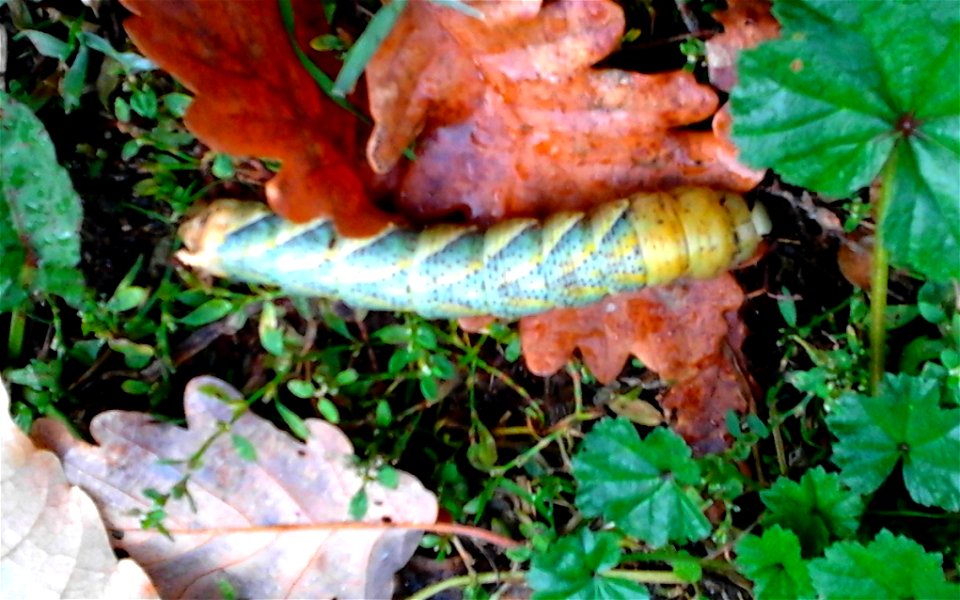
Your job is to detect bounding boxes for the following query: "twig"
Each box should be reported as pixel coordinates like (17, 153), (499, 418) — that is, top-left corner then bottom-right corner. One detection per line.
(125, 520), (521, 549)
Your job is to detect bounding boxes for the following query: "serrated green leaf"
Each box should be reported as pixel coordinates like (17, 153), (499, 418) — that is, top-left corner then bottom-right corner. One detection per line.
(760, 466), (864, 556)
(736, 526), (815, 600)
(827, 373), (960, 510)
(731, 0), (960, 281)
(809, 530), (958, 599)
(573, 419), (710, 547)
(528, 528), (649, 600)
(1, 91), (87, 311)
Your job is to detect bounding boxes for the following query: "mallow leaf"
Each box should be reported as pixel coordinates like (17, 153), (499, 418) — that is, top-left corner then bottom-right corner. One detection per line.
(573, 419), (710, 547)
(809, 530), (958, 599)
(732, 0), (960, 281)
(760, 466), (864, 556)
(736, 526), (814, 600)
(827, 373), (960, 511)
(527, 528), (648, 600)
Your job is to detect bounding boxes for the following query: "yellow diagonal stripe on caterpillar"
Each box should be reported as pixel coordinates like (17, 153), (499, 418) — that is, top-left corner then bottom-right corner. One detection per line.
(177, 188), (769, 319)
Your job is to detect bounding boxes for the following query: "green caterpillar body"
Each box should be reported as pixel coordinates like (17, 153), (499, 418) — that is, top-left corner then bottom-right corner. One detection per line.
(178, 188), (770, 319)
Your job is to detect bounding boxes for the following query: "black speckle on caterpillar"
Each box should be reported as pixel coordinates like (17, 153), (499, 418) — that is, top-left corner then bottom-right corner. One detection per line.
(177, 188), (770, 319)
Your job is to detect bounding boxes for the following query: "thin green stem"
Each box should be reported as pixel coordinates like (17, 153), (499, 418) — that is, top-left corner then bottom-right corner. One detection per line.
(604, 568), (686, 585)
(404, 571), (526, 600)
(6, 308), (25, 359)
(404, 567), (684, 600)
(869, 155), (897, 395)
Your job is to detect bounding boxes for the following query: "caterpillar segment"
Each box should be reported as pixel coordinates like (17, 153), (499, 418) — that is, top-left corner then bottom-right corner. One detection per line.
(177, 188), (771, 319)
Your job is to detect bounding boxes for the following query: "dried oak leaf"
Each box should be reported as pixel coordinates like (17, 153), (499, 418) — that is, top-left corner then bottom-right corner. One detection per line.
(120, 0), (392, 234)
(367, 0), (763, 222)
(1, 378), (158, 599)
(705, 0), (780, 91)
(520, 275), (753, 453)
(30, 376), (438, 599)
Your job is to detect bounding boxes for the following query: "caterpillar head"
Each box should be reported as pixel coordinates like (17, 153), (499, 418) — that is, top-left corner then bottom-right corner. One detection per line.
(176, 199), (273, 277)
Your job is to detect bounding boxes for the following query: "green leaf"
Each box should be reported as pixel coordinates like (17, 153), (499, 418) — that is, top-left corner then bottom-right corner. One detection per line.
(258, 302), (285, 356)
(736, 526), (815, 600)
(130, 87), (158, 119)
(180, 298), (234, 326)
(348, 488), (368, 520)
(108, 338), (154, 370)
(106, 285), (148, 312)
(375, 324), (410, 345)
(377, 465), (399, 489)
(731, 0), (960, 281)
(467, 421), (498, 472)
(572, 419), (710, 547)
(809, 530), (958, 599)
(114, 96), (131, 123)
(230, 433), (258, 462)
(286, 380), (315, 399)
(317, 398), (340, 424)
(528, 528), (649, 600)
(275, 401), (310, 441)
(827, 373), (960, 510)
(0, 91), (87, 311)
(375, 399), (392, 427)
(62, 44), (90, 112)
(760, 467), (864, 556)
(76, 32), (155, 74)
(18, 30), (72, 60)
(331, 0), (408, 97)
(162, 93), (192, 118)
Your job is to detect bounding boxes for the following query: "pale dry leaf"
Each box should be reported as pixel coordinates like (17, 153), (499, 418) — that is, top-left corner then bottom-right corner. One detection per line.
(30, 376), (438, 599)
(0, 377), (158, 599)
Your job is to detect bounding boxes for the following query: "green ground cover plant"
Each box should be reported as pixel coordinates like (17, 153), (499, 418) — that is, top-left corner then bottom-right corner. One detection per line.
(2, 0), (958, 598)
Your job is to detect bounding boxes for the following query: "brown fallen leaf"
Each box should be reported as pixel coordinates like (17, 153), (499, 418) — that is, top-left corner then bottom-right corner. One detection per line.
(705, 0), (780, 91)
(31, 376), (438, 599)
(121, 0), (392, 234)
(519, 275), (754, 451)
(837, 232), (875, 290)
(1, 377), (159, 599)
(368, 0), (764, 223)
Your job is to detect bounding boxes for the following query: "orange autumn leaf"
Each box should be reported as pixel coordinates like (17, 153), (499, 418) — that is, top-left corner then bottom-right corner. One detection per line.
(520, 275), (754, 451)
(706, 0), (780, 91)
(366, 0), (764, 223)
(121, 0), (392, 235)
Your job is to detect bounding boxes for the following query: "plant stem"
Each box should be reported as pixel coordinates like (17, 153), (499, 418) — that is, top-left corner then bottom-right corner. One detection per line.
(404, 571), (526, 600)
(403, 566), (685, 600)
(604, 568), (686, 585)
(869, 156), (897, 395)
(6, 308), (25, 359)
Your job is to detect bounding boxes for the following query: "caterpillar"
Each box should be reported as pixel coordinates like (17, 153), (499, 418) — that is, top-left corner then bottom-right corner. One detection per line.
(177, 188), (770, 319)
